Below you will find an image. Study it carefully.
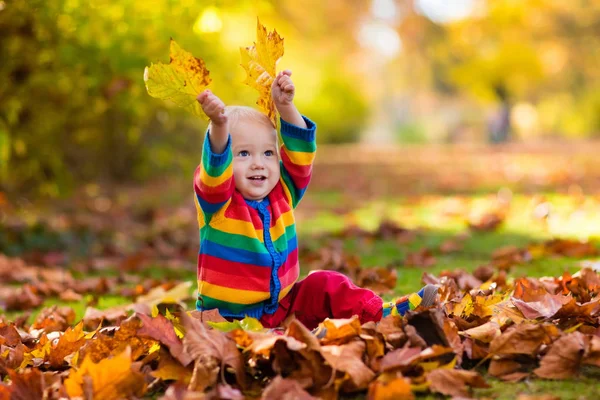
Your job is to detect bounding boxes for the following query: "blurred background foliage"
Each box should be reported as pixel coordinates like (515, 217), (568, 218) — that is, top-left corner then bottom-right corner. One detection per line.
(1, 0), (599, 197)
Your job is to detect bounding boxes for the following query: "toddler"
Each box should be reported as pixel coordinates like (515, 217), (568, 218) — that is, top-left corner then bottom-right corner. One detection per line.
(194, 70), (436, 330)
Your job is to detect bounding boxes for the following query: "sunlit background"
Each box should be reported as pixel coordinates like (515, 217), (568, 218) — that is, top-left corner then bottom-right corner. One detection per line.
(1, 0), (600, 197)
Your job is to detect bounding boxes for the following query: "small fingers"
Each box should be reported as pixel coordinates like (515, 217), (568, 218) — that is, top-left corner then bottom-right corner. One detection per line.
(283, 83), (294, 93)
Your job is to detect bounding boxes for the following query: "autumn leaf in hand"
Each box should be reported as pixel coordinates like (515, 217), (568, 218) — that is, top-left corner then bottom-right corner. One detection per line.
(144, 39), (211, 118)
(240, 18), (284, 128)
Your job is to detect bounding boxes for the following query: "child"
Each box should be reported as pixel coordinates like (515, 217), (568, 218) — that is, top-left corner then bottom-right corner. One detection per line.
(194, 70), (437, 330)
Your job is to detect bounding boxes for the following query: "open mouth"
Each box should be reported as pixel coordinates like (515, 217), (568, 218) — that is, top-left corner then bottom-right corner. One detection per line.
(248, 176), (267, 181)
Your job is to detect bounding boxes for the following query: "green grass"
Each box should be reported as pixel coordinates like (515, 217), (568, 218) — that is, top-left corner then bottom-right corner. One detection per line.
(5, 191), (600, 399)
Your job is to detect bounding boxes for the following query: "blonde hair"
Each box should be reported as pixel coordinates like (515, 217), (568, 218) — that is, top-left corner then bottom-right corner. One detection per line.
(208, 105), (275, 133)
(208, 106), (279, 151)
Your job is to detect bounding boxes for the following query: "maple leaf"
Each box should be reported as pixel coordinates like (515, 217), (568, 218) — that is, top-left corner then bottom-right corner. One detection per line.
(144, 39), (211, 118)
(460, 321), (501, 343)
(427, 369), (489, 397)
(48, 321), (87, 368)
(489, 323), (559, 357)
(261, 376), (315, 400)
(534, 331), (587, 379)
(64, 347), (146, 400)
(180, 312), (245, 388)
(136, 313), (192, 366)
(7, 368), (65, 400)
(320, 340), (376, 392)
(0, 323), (21, 347)
(240, 18), (284, 128)
(316, 316), (362, 346)
(150, 351), (193, 384)
(356, 267), (397, 295)
(368, 373), (414, 400)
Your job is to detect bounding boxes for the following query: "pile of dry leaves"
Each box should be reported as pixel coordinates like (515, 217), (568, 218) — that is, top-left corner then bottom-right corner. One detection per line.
(2, 255), (600, 399)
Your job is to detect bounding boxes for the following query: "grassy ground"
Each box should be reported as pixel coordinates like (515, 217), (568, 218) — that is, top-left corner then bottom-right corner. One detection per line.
(5, 186), (600, 399)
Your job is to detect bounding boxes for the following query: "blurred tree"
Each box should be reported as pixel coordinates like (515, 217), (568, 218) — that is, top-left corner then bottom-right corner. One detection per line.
(397, 0), (600, 142)
(0, 0), (369, 197)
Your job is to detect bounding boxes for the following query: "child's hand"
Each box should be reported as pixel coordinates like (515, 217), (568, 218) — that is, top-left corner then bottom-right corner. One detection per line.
(197, 89), (227, 126)
(271, 70), (295, 109)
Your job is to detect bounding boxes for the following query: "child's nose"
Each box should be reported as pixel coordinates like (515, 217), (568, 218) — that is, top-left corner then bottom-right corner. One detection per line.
(251, 156), (264, 169)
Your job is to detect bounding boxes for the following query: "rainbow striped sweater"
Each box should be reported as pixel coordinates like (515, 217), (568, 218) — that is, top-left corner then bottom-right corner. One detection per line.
(194, 116), (316, 319)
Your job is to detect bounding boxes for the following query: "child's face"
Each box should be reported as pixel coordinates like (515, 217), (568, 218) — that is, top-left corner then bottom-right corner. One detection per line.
(230, 117), (280, 201)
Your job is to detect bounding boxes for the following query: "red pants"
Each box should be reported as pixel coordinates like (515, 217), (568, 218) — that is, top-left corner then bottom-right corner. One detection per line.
(260, 270), (383, 330)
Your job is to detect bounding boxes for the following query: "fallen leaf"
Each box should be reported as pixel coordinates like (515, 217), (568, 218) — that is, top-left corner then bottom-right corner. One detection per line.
(64, 347), (146, 400)
(181, 312), (245, 388)
(368, 373), (414, 400)
(460, 321), (501, 343)
(137, 312), (192, 366)
(534, 331), (587, 379)
(427, 369), (489, 397)
(320, 340), (376, 392)
(489, 324), (559, 357)
(151, 351), (193, 383)
(261, 376), (316, 400)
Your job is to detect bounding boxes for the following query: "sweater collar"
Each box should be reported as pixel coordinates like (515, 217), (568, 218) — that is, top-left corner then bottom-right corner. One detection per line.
(245, 197), (270, 209)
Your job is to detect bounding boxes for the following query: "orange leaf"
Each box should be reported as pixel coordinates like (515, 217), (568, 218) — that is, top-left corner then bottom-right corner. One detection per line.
(64, 347), (146, 400)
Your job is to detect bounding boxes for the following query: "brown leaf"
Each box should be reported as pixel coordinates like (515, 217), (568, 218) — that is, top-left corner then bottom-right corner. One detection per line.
(180, 311), (245, 388)
(404, 325), (427, 349)
(59, 289), (83, 302)
(83, 305), (130, 329)
(404, 249), (436, 268)
(356, 267), (397, 295)
(583, 335), (600, 367)
(376, 315), (407, 349)
(488, 358), (522, 378)
(489, 323), (559, 357)
(544, 238), (598, 257)
(31, 305), (75, 333)
(261, 376), (316, 400)
(468, 211), (504, 232)
(491, 246), (529, 270)
(7, 368), (64, 400)
(0, 323), (21, 347)
(137, 313), (192, 366)
(460, 321), (501, 343)
(427, 369), (489, 397)
(534, 331), (587, 379)
(462, 338), (489, 360)
(379, 346), (422, 373)
(188, 309), (227, 325)
(320, 340), (376, 392)
(516, 395), (561, 400)
(245, 331), (306, 357)
(439, 238), (463, 254)
(286, 319), (321, 351)
(405, 308), (449, 347)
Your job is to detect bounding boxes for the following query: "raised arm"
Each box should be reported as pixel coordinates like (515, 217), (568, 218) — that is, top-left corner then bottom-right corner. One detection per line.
(272, 71), (317, 208)
(194, 90), (235, 221)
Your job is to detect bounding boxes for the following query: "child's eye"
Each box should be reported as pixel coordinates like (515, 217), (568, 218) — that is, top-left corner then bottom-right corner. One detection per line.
(238, 150), (249, 157)
(264, 150), (274, 156)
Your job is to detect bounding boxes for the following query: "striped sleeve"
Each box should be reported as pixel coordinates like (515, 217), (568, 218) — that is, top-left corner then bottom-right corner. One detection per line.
(194, 132), (235, 221)
(279, 116), (317, 208)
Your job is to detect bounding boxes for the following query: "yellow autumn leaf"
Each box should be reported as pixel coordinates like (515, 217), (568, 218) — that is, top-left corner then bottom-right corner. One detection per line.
(64, 347), (146, 400)
(240, 18), (284, 128)
(144, 39), (211, 118)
